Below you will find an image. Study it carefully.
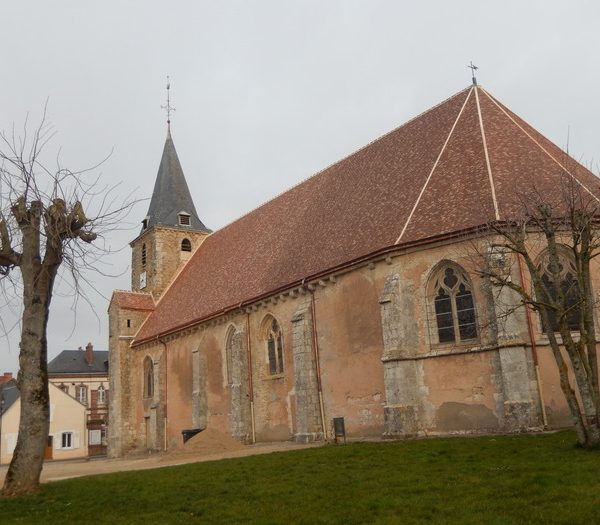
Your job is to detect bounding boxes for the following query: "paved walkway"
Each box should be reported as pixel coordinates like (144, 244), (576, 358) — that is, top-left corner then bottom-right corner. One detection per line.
(0, 441), (322, 485)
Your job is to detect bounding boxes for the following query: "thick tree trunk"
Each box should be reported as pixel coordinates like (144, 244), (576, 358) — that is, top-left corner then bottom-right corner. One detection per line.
(1, 265), (55, 496)
(0, 131), (101, 497)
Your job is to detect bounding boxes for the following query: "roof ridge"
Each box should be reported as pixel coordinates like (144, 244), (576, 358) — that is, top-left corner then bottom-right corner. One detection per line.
(55, 349), (108, 352)
(474, 87), (500, 220)
(479, 87), (600, 203)
(205, 86), (475, 239)
(113, 289), (154, 296)
(395, 87), (474, 244)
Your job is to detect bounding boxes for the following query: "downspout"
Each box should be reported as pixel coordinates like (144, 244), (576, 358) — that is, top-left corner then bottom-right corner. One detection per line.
(159, 338), (168, 451)
(310, 289), (328, 439)
(517, 255), (548, 428)
(84, 407), (88, 457)
(246, 313), (256, 444)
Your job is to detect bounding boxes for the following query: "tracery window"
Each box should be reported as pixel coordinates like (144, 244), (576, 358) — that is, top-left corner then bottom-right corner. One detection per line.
(181, 238), (192, 252)
(143, 356), (154, 398)
(266, 318), (284, 375)
(430, 264), (478, 344)
(536, 251), (580, 332)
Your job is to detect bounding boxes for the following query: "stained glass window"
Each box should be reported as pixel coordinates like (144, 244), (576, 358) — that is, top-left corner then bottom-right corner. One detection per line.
(431, 266), (478, 344)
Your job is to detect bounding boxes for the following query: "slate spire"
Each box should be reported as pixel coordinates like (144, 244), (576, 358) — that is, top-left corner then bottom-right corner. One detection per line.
(142, 129), (210, 233)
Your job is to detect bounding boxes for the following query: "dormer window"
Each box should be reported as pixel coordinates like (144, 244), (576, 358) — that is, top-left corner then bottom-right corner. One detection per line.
(178, 212), (191, 226)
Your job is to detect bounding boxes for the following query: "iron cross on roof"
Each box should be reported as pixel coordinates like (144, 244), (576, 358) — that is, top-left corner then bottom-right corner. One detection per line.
(468, 62), (479, 86)
(161, 75), (176, 128)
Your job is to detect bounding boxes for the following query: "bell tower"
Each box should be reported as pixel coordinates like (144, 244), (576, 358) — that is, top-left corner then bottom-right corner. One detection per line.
(130, 126), (211, 299)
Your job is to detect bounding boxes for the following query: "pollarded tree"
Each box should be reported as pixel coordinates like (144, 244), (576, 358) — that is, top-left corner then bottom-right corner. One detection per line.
(0, 111), (132, 496)
(477, 173), (600, 448)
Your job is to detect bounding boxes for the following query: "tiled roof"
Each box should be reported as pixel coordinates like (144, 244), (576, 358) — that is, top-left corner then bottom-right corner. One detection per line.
(141, 130), (211, 234)
(134, 85), (600, 344)
(48, 350), (109, 375)
(111, 290), (155, 311)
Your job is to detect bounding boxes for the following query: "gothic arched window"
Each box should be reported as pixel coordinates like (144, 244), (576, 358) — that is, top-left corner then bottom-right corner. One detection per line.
(181, 238), (192, 252)
(430, 264), (478, 344)
(536, 251), (580, 332)
(143, 356), (154, 398)
(265, 317), (284, 375)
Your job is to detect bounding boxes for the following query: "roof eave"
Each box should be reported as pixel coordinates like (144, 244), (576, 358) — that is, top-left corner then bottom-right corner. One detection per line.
(131, 221), (505, 347)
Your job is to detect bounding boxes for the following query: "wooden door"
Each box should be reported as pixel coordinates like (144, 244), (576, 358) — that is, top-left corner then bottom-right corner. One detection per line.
(44, 435), (53, 460)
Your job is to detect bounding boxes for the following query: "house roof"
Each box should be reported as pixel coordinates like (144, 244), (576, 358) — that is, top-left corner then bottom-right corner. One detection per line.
(0, 379), (19, 416)
(133, 85), (600, 345)
(110, 290), (155, 311)
(48, 350), (109, 375)
(141, 130), (211, 234)
(0, 381), (88, 417)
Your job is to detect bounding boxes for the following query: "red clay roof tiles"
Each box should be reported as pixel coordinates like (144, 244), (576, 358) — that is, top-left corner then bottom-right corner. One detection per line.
(111, 291), (155, 312)
(133, 86), (600, 344)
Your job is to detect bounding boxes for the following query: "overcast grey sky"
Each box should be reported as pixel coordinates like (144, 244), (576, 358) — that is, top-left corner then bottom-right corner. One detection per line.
(1, 0), (599, 373)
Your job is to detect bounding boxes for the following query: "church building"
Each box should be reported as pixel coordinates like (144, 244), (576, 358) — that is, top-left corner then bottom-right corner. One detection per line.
(108, 83), (600, 456)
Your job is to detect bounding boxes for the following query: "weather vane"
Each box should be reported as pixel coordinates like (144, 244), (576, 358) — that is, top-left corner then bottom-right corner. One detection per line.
(161, 75), (176, 129)
(468, 61), (478, 86)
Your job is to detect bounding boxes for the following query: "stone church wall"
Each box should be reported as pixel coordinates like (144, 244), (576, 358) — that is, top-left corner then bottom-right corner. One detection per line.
(314, 270), (386, 437)
(377, 238), (542, 437)
(113, 234), (600, 455)
(108, 302), (154, 457)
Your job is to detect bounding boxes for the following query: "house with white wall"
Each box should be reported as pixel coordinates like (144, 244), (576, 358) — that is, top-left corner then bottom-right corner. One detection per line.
(0, 379), (87, 465)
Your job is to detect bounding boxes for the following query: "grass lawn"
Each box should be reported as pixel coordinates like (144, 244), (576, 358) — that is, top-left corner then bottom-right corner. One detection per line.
(1, 431), (599, 524)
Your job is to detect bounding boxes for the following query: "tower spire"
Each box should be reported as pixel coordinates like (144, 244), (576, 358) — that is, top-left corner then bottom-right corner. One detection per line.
(161, 75), (176, 132)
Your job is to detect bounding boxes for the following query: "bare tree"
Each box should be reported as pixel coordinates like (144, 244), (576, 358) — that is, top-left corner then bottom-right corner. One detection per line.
(475, 173), (600, 448)
(0, 110), (133, 496)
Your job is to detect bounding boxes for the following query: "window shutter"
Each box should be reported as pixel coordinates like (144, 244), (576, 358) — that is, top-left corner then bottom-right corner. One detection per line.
(73, 431), (81, 449)
(89, 429), (102, 445)
(50, 403), (55, 422)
